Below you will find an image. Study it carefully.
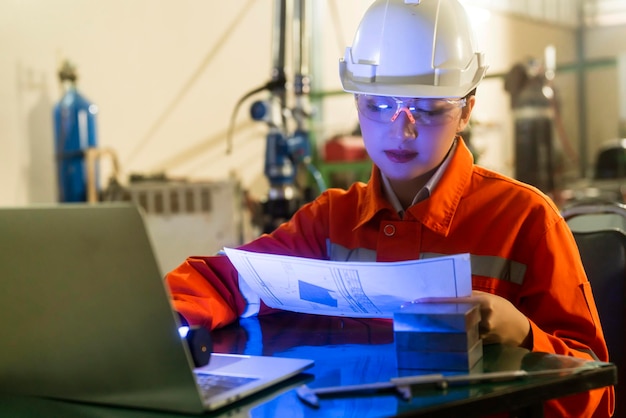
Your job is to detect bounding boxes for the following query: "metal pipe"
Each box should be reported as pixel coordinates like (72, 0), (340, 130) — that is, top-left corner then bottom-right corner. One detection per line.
(576, 10), (589, 178)
(293, 0), (310, 130)
(293, 0), (310, 91)
(86, 147), (121, 204)
(271, 0), (288, 116)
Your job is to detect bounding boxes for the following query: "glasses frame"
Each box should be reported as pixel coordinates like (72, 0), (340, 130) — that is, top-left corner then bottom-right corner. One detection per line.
(355, 94), (467, 126)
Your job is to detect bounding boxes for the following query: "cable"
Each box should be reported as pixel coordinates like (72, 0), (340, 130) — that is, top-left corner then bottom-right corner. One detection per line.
(124, 0), (256, 167)
(327, 0), (347, 57)
(225, 78), (286, 154)
(304, 158), (327, 193)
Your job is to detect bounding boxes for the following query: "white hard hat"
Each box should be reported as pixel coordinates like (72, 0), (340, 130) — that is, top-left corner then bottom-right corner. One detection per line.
(339, 0), (488, 98)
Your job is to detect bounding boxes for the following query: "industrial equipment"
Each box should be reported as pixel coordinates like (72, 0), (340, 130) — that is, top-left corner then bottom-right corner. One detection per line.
(53, 60), (99, 202)
(228, 0), (326, 234)
(507, 56), (557, 194)
(506, 46), (580, 197)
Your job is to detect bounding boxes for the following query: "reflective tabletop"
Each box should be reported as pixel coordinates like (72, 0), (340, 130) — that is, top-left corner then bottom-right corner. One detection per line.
(0, 312), (616, 418)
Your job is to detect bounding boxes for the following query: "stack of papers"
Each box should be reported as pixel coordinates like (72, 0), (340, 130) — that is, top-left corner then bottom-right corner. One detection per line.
(223, 248), (471, 318)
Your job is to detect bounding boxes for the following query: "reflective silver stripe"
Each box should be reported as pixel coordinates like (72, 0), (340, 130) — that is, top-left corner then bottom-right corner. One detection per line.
(329, 243), (377, 262)
(421, 252), (526, 285)
(328, 243), (526, 285)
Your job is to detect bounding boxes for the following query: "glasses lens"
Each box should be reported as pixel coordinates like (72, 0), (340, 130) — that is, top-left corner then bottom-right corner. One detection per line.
(408, 98), (464, 126)
(356, 95), (465, 126)
(356, 95), (398, 123)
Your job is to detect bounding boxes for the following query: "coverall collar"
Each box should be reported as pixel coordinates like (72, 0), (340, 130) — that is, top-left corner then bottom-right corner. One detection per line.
(380, 139), (458, 217)
(356, 138), (474, 237)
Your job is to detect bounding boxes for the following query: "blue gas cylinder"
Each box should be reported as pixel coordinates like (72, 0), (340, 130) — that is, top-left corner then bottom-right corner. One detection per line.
(53, 61), (99, 202)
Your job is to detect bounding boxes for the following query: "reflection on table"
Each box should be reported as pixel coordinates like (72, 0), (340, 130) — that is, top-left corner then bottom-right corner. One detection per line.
(0, 312), (616, 418)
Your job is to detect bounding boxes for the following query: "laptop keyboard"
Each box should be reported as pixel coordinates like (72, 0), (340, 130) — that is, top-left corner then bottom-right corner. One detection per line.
(195, 373), (259, 399)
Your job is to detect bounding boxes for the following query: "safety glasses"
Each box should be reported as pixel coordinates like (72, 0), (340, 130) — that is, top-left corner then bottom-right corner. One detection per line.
(355, 94), (466, 126)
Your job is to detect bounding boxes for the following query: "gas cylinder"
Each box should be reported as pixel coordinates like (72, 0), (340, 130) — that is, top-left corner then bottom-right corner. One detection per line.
(53, 61), (99, 202)
(510, 60), (556, 194)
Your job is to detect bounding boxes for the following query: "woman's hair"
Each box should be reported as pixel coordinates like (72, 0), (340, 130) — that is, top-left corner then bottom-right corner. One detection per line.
(464, 88), (477, 100)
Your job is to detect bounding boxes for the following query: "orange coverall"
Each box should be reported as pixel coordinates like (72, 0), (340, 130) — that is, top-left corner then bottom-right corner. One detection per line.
(166, 140), (614, 417)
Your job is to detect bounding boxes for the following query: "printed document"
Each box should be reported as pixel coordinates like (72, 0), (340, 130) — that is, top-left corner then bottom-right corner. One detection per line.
(223, 248), (471, 318)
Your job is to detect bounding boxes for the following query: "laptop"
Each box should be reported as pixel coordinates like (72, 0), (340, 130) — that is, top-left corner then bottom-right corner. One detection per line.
(0, 203), (313, 414)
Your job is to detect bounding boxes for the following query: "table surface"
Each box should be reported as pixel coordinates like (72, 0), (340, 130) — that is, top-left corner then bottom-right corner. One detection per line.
(0, 312), (616, 418)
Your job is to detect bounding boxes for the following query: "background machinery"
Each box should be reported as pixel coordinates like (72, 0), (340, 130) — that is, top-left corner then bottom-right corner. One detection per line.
(228, 0), (326, 233)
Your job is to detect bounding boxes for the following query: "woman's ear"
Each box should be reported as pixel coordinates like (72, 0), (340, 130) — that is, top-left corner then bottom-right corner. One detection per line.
(457, 95), (476, 133)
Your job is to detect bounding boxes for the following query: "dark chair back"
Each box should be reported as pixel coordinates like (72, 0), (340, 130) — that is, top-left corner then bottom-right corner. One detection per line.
(562, 202), (626, 233)
(572, 228), (626, 417)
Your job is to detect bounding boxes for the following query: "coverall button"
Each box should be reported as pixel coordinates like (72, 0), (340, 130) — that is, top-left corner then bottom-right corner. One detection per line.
(383, 224), (395, 236)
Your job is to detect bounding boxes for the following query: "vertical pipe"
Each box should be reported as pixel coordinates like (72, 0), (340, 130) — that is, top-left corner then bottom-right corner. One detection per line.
(575, 8), (589, 178)
(309, 1), (325, 144)
(271, 0), (288, 115)
(293, 0), (305, 80)
(293, 0), (310, 130)
(618, 53), (626, 137)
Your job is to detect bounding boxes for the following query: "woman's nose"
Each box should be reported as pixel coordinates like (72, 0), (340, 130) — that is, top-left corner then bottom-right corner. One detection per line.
(391, 110), (418, 140)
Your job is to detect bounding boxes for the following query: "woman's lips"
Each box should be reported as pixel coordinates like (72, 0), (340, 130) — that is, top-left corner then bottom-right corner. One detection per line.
(384, 150), (417, 163)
